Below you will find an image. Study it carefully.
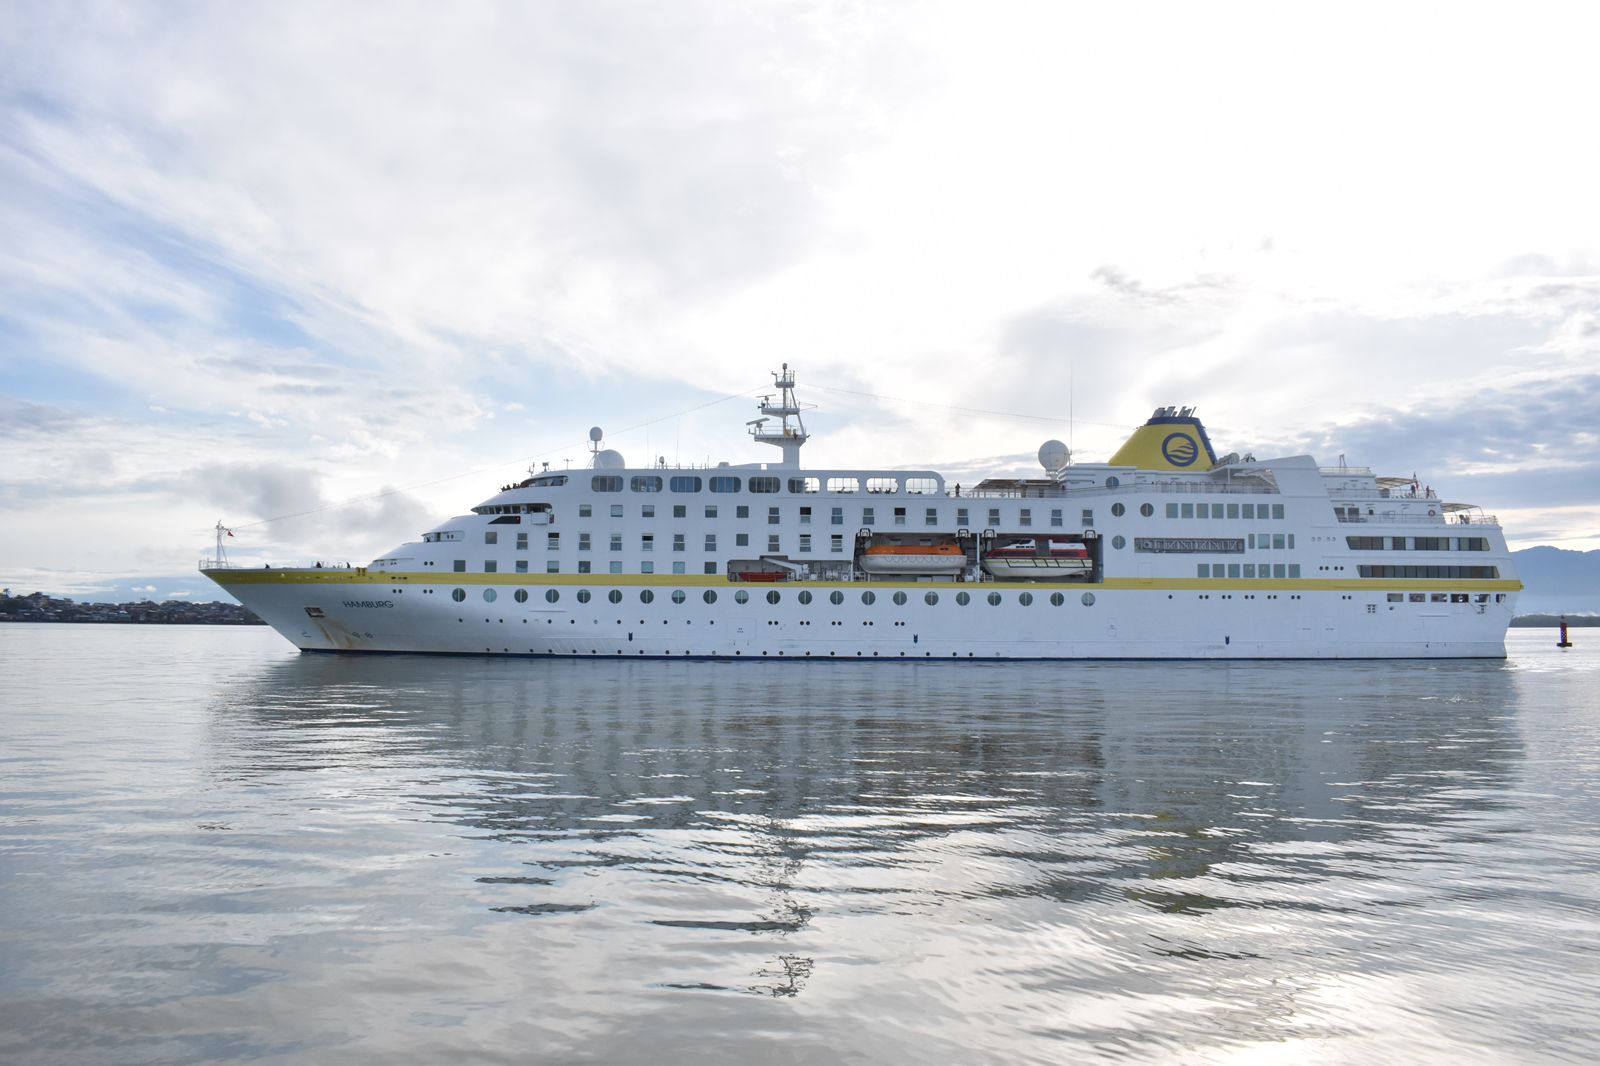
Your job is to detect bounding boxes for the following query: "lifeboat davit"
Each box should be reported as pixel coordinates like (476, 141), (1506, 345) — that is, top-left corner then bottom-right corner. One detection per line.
(859, 543), (967, 575)
(982, 540), (1091, 579)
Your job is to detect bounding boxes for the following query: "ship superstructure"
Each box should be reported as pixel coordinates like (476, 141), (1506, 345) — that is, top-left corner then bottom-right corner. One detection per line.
(203, 368), (1521, 659)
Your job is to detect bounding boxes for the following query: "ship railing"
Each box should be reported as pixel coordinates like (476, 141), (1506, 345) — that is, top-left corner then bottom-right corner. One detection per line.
(952, 480), (1278, 500)
(1335, 512), (1498, 526)
(1319, 466), (1374, 475)
(199, 558), (239, 569)
(1327, 487), (1438, 500)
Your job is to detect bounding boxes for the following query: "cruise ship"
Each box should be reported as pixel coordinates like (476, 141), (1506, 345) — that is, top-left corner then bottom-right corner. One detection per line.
(202, 367), (1521, 659)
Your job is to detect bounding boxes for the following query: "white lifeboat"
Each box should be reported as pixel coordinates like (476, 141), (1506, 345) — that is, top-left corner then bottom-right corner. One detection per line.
(859, 542), (966, 575)
(982, 540), (1091, 579)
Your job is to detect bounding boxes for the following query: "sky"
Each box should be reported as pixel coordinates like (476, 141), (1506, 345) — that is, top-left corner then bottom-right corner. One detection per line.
(3, 0), (1598, 601)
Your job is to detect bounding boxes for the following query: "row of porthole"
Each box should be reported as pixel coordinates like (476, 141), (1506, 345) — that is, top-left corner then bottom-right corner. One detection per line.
(453, 587), (1099, 607)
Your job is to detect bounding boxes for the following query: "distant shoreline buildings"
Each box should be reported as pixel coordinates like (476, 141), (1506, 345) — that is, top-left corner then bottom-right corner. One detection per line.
(0, 590), (264, 626)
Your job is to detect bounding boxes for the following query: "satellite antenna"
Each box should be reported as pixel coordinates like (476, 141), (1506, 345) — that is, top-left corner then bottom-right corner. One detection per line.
(1038, 440), (1071, 480)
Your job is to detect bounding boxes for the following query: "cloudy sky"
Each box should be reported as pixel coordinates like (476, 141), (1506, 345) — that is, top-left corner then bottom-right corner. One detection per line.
(4, 0), (1598, 600)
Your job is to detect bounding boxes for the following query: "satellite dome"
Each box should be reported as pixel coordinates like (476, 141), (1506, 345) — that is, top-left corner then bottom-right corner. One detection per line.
(1038, 439), (1071, 474)
(593, 449), (626, 469)
(589, 426), (604, 443)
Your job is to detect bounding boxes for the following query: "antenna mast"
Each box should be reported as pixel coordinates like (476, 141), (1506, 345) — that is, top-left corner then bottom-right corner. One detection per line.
(749, 363), (812, 467)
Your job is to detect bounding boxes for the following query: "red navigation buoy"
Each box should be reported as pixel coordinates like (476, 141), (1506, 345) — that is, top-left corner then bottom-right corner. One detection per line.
(1557, 617), (1573, 649)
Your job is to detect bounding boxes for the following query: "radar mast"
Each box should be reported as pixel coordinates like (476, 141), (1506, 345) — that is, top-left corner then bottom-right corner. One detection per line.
(749, 363), (811, 467)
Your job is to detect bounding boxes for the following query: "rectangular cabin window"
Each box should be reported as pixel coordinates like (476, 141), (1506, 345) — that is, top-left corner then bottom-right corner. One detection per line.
(831, 507), (843, 525)
(768, 534), (780, 552)
(705, 534), (717, 551)
(1287, 564), (1300, 578)
(863, 507), (875, 526)
(1181, 503), (1194, 518)
(484, 560), (497, 573)
(1167, 503), (1179, 518)
(641, 561), (654, 574)
(1082, 509), (1094, 527)
(547, 561), (560, 574)
(641, 504), (655, 519)
(1050, 509), (1062, 527)
(610, 561), (623, 574)
(673, 533), (685, 552)
(768, 507), (781, 525)
(736, 533), (749, 547)
(894, 507), (906, 525)
(705, 505), (718, 519)
(516, 532), (528, 550)
(610, 534), (622, 551)
(709, 476), (741, 493)
(578, 561), (591, 574)
(987, 508), (1000, 526)
(579, 504), (592, 518)
(799, 534), (812, 552)
(1272, 533), (1285, 550)
(547, 532), (559, 550)
(736, 505), (749, 519)
(641, 535), (653, 552)
(485, 531), (498, 545)
(926, 508), (938, 526)
(831, 534), (844, 553)
(609, 504), (623, 518)
(1242, 503), (1254, 519)
(578, 533), (591, 551)
(1198, 564), (1210, 577)
(800, 506), (812, 524)
(1273, 504), (1285, 519)
(1227, 503), (1239, 519)
(1228, 564), (1241, 578)
(670, 476), (702, 493)
(1020, 509), (1032, 527)
(674, 505), (686, 518)
(705, 562), (718, 575)
(515, 560), (528, 574)
(957, 508), (969, 527)
(673, 561), (686, 574)
(453, 560), (466, 572)
(592, 476), (622, 492)
(1243, 564), (1255, 577)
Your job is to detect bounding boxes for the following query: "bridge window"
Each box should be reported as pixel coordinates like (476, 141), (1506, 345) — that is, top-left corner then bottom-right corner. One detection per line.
(631, 475), (662, 493)
(592, 476), (622, 492)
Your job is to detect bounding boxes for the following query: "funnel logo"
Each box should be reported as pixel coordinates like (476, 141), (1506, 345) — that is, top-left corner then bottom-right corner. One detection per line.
(1162, 432), (1199, 467)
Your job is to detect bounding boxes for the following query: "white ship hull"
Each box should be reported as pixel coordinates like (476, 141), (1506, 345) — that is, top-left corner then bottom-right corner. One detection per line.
(208, 570), (1517, 660)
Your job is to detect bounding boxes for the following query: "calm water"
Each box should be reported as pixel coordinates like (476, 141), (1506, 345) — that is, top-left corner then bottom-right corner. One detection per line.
(1, 627), (1597, 1065)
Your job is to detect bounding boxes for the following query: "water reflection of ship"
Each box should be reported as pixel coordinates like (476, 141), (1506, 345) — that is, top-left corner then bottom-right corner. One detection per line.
(212, 655), (1523, 931)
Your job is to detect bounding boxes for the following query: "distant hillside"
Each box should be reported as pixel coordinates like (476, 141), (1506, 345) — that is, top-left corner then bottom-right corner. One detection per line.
(1512, 547), (1600, 617)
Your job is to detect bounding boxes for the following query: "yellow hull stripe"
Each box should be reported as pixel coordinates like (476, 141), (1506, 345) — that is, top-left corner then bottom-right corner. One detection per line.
(202, 569), (1523, 595)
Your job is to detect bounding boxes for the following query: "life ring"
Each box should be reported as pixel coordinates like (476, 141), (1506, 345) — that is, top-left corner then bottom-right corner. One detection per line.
(1427, 509), (1436, 516)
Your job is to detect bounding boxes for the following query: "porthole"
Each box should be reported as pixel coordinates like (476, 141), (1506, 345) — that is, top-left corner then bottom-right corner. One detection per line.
(576, 589), (591, 603)
(829, 591), (844, 605)
(735, 590), (749, 604)
(451, 588), (466, 602)
(703, 590), (717, 604)
(861, 591), (876, 605)
(798, 590), (813, 605)
(673, 590), (687, 604)
(543, 589), (558, 603)
(1111, 502), (1125, 517)
(987, 592), (1002, 606)
(514, 589), (528, 603)
(1081, 592), (1096, 606)
(1050, 592), (1065, 606)
(766, 590), (781, 604)
(956, 591), (970, 606)
(1140, 503), (1154, 517)
(608, 589), (623, 604)
(483, 588), (498, 603)
(1018, 592), (1033, 606)
(892, 591), (907, 606)
(639, 589), (654, 604)
(1112, 535), (1126, 550)
(924, 591), (939, 605)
